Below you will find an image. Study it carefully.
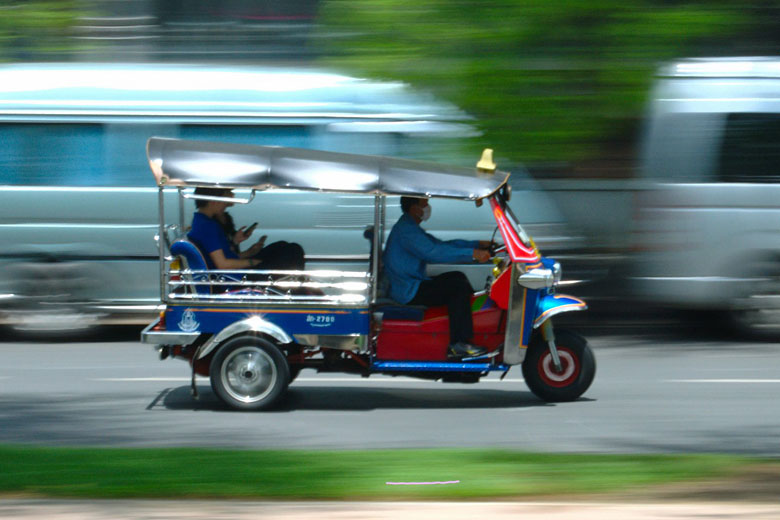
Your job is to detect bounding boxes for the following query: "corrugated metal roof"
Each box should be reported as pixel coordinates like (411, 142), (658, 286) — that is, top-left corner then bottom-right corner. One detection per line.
(147, 137), (508, 200)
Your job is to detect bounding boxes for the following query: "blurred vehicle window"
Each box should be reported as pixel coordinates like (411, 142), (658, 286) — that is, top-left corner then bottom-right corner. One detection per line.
(0, 123), (104, 186)
(0, 123), (179, 187)
(180, 125), (312, 148)
(718, 113), (780, 183)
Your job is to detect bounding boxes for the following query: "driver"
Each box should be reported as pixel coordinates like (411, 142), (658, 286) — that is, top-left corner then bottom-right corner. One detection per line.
(383, 196), (492, 359)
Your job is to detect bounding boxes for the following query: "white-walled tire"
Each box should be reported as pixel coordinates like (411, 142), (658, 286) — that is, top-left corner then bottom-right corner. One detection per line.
(522, 329), (595, 402)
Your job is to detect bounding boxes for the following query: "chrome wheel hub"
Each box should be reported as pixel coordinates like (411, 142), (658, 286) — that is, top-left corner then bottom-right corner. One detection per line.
(221, 346), (277, 403)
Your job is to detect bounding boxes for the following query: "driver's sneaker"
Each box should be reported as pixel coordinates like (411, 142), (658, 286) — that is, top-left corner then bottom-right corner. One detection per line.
(448, 342), (487, 359)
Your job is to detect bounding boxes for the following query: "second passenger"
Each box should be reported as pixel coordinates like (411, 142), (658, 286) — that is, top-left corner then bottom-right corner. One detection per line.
(188, 187), (305, 272)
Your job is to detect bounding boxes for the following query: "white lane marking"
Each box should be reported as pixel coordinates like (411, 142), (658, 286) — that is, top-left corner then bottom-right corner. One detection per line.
(665, 379), (780, 383)
(89, 377), (526, 384)
(387, 480), (460, 485)
(91, 377), (190, 382)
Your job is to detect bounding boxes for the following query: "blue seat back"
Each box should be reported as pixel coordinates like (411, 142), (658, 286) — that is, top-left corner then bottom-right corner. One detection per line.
(376, 303), (426, 321)
(170, 239), (211, 295)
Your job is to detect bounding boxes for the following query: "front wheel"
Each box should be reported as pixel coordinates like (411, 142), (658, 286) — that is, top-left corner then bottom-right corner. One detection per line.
(209, 335), (290, 410)
(522, 329), (595, 402)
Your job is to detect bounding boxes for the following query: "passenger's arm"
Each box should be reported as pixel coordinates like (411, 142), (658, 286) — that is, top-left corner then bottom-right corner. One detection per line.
(233, 224), (254, 244)
(238, 235), (266, 258)
(209, 249), (258, 270)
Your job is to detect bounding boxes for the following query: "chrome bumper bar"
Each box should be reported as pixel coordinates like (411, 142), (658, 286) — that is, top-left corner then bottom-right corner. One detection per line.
(140, 318), (200, 346)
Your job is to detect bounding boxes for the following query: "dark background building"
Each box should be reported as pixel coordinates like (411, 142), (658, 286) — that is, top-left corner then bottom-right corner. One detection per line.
(74, 0), (321, 62)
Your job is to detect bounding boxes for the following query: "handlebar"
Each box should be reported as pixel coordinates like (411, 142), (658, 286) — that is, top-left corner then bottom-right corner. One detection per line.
(490, 243), (507, 256)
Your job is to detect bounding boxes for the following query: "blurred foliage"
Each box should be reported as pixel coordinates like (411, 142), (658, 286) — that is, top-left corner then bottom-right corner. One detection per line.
(318, 1), (762, 171)
(0, 1), (81, 61)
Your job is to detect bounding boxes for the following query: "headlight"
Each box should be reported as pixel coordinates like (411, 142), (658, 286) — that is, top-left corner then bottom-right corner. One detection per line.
(517, 268), (554, 290)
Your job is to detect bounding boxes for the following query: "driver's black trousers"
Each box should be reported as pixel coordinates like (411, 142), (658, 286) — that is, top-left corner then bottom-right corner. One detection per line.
(408, 271), (474, 344)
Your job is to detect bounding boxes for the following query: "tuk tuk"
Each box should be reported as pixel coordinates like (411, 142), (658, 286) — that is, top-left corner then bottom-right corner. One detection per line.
(141, 137), (595, 410)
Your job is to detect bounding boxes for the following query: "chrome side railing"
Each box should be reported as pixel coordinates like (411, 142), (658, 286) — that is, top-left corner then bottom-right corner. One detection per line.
(165, 268), (371, 306)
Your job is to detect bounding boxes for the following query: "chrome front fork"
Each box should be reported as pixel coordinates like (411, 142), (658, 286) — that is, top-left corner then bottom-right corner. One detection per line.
(540, 319), (562, 372)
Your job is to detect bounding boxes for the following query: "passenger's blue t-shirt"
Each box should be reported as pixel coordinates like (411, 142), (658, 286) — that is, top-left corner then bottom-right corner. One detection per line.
(187, 212), (238, 269)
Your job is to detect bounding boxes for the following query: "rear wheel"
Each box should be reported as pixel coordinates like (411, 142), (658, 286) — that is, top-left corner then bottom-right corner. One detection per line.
(209, 335), (289, 410)
(522, 329), (595, 402)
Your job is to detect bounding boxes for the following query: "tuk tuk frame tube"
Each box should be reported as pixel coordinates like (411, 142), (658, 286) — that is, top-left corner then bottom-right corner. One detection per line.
(158, 186), (167, 304)
(177, 187), (185, 238)
(371, 194), (382, 304)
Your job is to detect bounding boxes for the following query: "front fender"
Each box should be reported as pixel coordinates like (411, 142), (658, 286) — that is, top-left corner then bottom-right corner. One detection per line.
(198, 316), (294, 360)
(533, 293), (587, 328)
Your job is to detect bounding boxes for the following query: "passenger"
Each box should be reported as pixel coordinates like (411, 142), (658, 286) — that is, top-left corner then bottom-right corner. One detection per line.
(216, 208), (305, 271)
(383, 196), (492, 359)
(188, 187), (305, 272)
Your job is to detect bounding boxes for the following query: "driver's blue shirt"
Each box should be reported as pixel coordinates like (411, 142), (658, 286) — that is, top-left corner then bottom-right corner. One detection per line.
(383, 213), (478, 304)
(188, 212), (238, 269)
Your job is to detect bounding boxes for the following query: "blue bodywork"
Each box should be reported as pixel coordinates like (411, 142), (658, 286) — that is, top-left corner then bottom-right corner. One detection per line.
(533, 292), (586, 328)
(165, 304), (370, 336)
(372, 360), (510, 373)
(527, 256), (587, 330)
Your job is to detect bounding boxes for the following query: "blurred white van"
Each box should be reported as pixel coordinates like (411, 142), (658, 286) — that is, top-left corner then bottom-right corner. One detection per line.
(0, 63), (570, 331)
(631, 57), (780, 336)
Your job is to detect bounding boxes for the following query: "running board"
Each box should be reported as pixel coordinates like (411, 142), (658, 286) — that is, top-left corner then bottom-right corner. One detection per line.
(372, 360), (510, 373)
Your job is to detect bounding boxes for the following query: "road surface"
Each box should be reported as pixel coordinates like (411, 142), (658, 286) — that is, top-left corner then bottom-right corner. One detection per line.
(1, 329), (779, 454)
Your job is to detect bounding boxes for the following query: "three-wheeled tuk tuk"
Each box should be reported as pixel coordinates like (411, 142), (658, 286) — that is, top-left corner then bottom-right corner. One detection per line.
(141, 137), (595, 410)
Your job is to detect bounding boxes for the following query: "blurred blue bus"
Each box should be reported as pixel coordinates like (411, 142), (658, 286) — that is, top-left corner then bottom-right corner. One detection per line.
(0, 63), (478, 330)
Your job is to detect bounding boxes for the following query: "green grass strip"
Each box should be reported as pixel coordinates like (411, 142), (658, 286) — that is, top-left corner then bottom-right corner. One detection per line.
(0, 445), (760, 500)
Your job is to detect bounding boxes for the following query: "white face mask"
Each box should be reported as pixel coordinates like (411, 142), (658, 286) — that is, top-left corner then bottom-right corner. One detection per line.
(421, 205), (432, 221)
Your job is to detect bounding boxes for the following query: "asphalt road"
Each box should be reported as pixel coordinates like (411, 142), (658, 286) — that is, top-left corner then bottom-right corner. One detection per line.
(1, 323), (779, 454)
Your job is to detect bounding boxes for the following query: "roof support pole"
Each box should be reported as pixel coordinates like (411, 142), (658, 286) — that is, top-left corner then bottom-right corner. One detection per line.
(178, 187), (185, 233)
(158, 186), (167, 304)
(371, 194), (383, 304)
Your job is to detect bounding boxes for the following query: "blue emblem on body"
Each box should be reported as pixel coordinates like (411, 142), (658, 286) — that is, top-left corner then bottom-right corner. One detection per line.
(166, 305), (369, 335)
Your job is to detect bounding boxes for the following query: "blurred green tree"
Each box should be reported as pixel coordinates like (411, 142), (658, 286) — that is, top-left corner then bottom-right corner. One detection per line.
(318, 1), (749, 175)
(0, 1), (81, 61)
